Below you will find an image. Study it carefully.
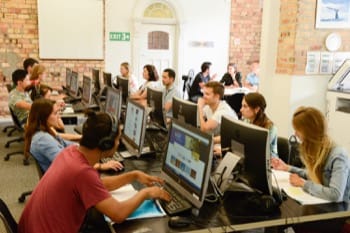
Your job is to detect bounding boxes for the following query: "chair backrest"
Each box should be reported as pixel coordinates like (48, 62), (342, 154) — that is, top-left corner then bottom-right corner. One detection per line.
(28, 152), (45, 179)
(8, 107), (24, 131)
(277, 136), (290, 164)
(0, 199), (18, 233)
(6, 84), (13, 93)
(224, 93), (245, 119)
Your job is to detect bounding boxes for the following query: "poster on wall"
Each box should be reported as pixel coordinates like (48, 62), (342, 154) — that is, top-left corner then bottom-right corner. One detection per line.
(305, 52), (321, 74)
(315, 0), (350, 29)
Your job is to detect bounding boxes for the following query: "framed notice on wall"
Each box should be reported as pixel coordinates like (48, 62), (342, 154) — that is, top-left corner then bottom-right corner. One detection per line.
(315, 0), (350, 29)
(37, 0), (103, 59)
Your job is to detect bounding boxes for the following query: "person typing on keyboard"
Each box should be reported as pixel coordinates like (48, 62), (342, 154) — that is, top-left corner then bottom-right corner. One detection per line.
(19, 110), (171, 233)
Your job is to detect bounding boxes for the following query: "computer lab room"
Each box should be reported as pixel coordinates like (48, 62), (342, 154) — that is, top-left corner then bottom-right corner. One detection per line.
(1, 0), (350, 233)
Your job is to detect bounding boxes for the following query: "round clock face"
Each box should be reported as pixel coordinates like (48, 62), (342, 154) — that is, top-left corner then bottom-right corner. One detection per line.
(325, 33), (342, 52)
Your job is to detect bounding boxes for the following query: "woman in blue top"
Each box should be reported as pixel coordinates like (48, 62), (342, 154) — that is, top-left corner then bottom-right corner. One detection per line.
(272, 107), (350, 202)
(240, 92), (278, 157)
(24, 98), (123, 172)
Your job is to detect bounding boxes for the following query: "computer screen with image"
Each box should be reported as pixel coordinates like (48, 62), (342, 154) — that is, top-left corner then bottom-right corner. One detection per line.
(103, 72), (112, 87)
(122, 99), (148, 157)
(82, 75), (93, 105)
(161, 119), (213, 209)
(105, 87), (122, 120)
(92, 68), (101, 96)
(220, 115), (272, 196)
(116, 76), (129, 106)
(65, 68), (72, 91)
(172, 96), (198, 128)
(147, 86), (167, 130)
(69, 71), (79, 98)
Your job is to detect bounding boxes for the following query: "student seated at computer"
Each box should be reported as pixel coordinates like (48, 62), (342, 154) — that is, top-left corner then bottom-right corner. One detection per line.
(27, 64), (65, 101)
(18, 110), (171, 233)
(24, 99), (121, 172)
(23, 57), (39, 75)
(240, 92), (278, 157)
(8, 69), (33, 125)
(129, 64), (159, 104)
(118, 62), (138, 94)
(161, 68), (180, 118)
(272, 107), (350, 233)
(197, 81), (237, 141)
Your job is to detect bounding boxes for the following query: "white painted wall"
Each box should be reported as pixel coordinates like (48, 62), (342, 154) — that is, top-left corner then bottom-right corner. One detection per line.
(260, 0), (332, 138)
(105, 0), (231, 88)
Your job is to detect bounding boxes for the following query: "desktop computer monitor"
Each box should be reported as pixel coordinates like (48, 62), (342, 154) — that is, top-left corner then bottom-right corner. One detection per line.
(220, 116), (272, 195)
(147, 86), (167, 130)
(82, 75), (93, 105)
(172, 96), (198, 128)
(105, 87), (122, 121)
(161, 119), (213, 209)
(122, 99), (148, 156)
(116, 76), (129, 106)
(103, 72), (112, 87)
(69, 71), (80, 98)
(92, 68), (101, 96)
(65, 68), (72, 91)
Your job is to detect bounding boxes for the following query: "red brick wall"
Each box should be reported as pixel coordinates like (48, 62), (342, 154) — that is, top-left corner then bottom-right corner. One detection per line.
(277, 0), (350, 75)
(228, 0), (263, 78)
(0, 0), (104, 118)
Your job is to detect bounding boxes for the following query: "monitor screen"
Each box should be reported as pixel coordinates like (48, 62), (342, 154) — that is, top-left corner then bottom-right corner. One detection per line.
(82, 75), (92, 105)
(116, 76), (129, 106)
(103, 72), (112, 87)
(69, 71), (79, 98)
(92, 68), (100, 95)
(65, 68), (72, 90)
(220, 116), (272, 195)
(105, 87), (122, 120)
(172, 96), (198, 128)
(147, 86), (166, 129)
(123, 99), (147, 152)
(161, 119), (213, 209)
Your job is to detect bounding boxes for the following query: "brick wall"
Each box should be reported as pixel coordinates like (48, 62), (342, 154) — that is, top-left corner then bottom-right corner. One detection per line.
(0, 0), (104, 118)
(228, 0), (263, 78)
(277, 0), (350, 75)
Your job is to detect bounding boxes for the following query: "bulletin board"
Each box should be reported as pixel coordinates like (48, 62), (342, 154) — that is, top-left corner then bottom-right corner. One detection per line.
(37, 0), (103, 60)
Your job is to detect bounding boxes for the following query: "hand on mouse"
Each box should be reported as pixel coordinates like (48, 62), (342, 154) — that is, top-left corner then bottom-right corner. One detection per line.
(96, 160), (124, 171)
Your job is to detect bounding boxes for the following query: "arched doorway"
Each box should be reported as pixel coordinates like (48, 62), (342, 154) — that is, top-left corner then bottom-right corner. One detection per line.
(132, 2), (178, 85)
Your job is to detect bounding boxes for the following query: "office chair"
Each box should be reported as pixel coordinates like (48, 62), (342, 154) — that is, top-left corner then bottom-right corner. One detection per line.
(18, 152), (45, 203)
(3, 84), (18, 137)
(4, 108), (29, 165)
(277, 136), (290, 164)
(0, 198), (18, 233)
(224, 93), (245, 119)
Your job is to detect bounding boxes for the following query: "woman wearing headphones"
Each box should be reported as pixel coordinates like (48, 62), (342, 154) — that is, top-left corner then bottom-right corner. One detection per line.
(19, 109), (171, 233)
(24, 98), (123, 172)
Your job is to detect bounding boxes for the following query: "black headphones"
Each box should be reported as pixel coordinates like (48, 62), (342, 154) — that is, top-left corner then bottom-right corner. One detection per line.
(97, 113), (118, 151)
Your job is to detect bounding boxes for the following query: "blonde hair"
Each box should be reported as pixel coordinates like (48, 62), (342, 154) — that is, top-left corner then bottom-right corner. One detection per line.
(292, 107), (333, 184)
(30, 64), (45, 81)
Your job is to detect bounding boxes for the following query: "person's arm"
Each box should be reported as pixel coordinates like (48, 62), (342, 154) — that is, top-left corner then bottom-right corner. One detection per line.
(301, 152), (350, 201)
(94, 160), (124, 171)
(197, 98), (218, 133)
(15, 100), (31, 111)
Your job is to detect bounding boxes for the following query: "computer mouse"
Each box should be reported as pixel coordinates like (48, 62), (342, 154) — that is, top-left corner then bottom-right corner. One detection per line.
(168, 216), (192, 228)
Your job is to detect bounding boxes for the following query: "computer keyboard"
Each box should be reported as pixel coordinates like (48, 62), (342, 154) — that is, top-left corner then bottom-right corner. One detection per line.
(159, 184), (192, 216)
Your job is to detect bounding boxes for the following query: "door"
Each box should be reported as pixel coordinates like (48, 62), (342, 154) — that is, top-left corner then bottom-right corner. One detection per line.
(136, 24), (175, 84)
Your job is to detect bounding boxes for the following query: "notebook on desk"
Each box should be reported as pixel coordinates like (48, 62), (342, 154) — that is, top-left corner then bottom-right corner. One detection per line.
(159, 119), (214, 215)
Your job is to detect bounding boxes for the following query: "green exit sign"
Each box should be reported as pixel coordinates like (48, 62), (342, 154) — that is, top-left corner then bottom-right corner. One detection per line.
(109, 32), (130, 41)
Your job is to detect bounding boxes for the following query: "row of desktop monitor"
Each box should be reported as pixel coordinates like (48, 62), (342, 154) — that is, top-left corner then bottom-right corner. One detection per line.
(64, 67), (272, 212)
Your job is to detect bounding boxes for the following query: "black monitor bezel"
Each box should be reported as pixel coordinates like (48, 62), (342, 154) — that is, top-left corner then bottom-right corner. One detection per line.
(172, 96), (198, 128)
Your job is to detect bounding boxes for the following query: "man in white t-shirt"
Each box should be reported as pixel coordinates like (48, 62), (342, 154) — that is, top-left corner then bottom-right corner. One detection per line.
(197, 81), (237, 137)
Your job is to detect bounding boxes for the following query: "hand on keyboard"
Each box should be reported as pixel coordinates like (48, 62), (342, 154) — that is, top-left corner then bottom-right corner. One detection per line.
(99, 160), (124, 172)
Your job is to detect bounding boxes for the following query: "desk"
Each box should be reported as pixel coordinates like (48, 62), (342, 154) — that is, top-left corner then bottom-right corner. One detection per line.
(109, 156), (350, 233)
